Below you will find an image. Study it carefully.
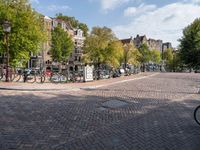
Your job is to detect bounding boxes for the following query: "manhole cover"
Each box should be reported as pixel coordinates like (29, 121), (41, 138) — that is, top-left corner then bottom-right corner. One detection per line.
(101, 100), (128, 108)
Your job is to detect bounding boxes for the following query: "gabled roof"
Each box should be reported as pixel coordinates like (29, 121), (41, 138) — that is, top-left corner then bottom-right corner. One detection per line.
(65, 21), (73, 30)
(120, 37), (133, 44)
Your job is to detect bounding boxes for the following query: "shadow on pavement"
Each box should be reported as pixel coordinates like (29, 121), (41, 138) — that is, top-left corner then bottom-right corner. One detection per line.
(0, 91), (200, 150)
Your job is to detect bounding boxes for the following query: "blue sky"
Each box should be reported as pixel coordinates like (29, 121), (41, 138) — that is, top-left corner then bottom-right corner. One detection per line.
(31, 0), (200, 47)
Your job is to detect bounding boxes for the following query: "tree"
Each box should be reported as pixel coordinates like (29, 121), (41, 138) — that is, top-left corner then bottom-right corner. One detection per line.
(51, 26), (74, 63)
(172, 52), (184, 72)
(179, 18), (200, 69)
(151, 49), (161, 64)
(0, 0), (47, 67)
(78, 23), (89, 37)
(83, 26), (123, 69)
(123, 43), (141, 69)
(56, 13), (89, 36)
(163, 48), (173, 71)
(105, 41), (124, 68)
(138, 44), (151, 71)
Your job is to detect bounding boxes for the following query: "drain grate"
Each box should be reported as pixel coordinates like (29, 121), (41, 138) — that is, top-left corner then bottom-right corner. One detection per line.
(101, 100), (128, 108)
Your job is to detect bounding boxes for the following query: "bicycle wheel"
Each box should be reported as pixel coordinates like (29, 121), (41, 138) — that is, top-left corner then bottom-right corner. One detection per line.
(10, 72), (17, 82)
(12, 74), (22, 82)
(76, 73), (82, 83)
(194, 105), (200, 126)
(0, 71), (4, 81)
(60, 74), (67, 83)
(26, 74), (36, 83)
(50, 73), (60, 83)
(36, 74), (45, 83)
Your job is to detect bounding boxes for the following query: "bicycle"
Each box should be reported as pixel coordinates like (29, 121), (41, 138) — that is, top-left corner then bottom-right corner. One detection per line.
(0, 66), (5, 81)
(0, 66), (17, 82)
(194, 105), (200, 125)
(68, 71), (83, 83)
(23, 68), (45, 83)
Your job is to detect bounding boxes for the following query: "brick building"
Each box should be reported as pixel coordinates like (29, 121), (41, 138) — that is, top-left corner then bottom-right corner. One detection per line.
(28, 16), (85, 71)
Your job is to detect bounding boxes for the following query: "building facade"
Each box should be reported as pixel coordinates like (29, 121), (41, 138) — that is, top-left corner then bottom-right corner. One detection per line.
(28, 16), (85, 71)
(68, 29), (85, 71)
(162, 42), (172, 52)
(133, 34), (163, 52)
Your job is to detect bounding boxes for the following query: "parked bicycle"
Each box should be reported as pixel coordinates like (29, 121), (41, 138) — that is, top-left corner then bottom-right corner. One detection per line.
(23, 68), (45, 83)
(11, 68), (24, 82)
(69, 71), (83, 83)
(0, 66), (17, 81)
(194, 105), (200, 126)
(49, 67), (68, 83)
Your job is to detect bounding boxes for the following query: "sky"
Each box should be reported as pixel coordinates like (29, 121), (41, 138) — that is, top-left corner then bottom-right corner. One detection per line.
(30, 0), (200, 47)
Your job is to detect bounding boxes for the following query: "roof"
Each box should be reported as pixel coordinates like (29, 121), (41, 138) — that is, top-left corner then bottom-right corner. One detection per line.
(44, 16), (52, 20)
(65, 21), (73, 30)
(120, 37), (133, 44)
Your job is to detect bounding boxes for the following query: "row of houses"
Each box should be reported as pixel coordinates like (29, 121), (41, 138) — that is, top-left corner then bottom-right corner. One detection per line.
(0, 15), (174, 71)
(120, 35), (173, 54)
(0, 15), (85, 72)
(34, 16), (85, 72)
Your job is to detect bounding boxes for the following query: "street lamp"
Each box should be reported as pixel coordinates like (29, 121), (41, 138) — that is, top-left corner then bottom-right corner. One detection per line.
(2, 20), (11, 82)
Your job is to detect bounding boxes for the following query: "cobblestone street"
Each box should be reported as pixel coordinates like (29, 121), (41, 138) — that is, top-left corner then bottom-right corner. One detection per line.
(0, 73), (200, 150)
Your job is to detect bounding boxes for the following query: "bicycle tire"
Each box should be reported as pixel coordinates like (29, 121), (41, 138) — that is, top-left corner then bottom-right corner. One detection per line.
(13, 74), (22, 82)
(10, 71), (18, 82)
(194, 105), (200, 126)
(50, 73), (60, 83)
(0, 72), (4, 81)
(36, 75), (46, 83)
(59, 74), (68, 83)
(77, 73), (82, 83)
(26, 74), (36, 83)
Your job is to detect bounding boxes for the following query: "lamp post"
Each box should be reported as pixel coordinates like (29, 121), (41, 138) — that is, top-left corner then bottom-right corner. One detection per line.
(2, 21), (11, 82)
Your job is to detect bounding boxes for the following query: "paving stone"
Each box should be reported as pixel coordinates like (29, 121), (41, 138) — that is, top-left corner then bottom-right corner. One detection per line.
(0, 73), (200, 149)
(101, 100), (128, 108)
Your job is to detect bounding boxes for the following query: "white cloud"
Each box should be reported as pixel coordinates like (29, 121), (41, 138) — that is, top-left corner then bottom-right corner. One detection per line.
(191, 0), (200, 4)
(30, 0), (39, 4)
(113, 2), (200, 47)
(47, 4), (71, 12)
(101, 0), (129, 10)
(124, 4), (156, 16)
(100, 0), (142, 11)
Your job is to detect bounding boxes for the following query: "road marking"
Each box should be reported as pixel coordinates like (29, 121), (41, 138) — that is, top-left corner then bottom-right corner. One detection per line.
(81, 73), (160, 90)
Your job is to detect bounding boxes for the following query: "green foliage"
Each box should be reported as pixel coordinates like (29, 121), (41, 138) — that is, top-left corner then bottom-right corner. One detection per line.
(172, 52), (184, 72)
(179, 18), (200, 69)
(51, 26), (74, 62)
(123, 43), (141, 67)
(163, 48), (173, 70)
(83, 26), (123, 68)
(0, 0), (47, 66)
(151, 49), (161, 64)
(138, 43), (151, 63)
(105, 41), (124, 68)
(56, 13), (89, 36)
(78, 23), (88, 37)
(163, 48), (173, 62)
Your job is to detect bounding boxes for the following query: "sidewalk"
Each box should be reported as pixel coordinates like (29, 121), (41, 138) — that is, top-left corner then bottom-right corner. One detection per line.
(0, 72), (158, 91)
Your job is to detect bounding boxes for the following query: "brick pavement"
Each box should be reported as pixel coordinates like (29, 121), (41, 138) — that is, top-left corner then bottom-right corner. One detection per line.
(0, 72), (155, 91)
(0, 73), (200, 150)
